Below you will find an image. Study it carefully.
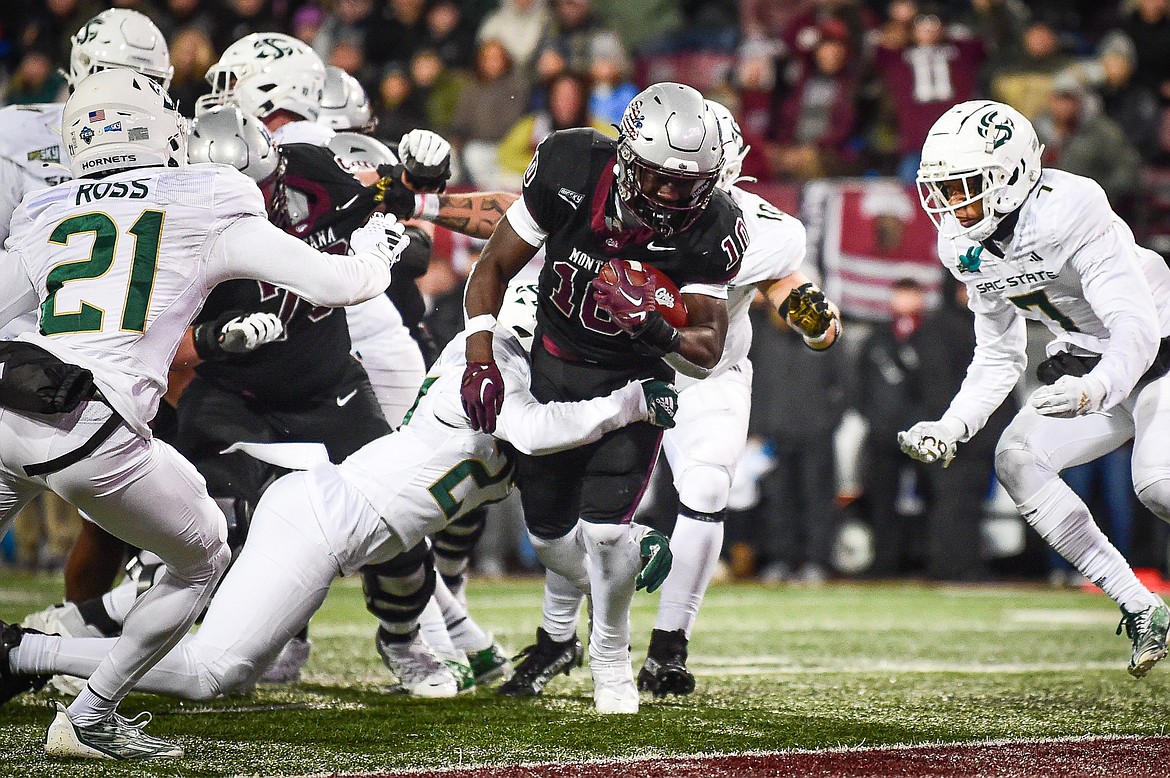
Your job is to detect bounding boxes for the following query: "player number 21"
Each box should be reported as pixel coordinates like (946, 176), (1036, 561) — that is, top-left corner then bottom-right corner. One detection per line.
(41, 209), (164, 336)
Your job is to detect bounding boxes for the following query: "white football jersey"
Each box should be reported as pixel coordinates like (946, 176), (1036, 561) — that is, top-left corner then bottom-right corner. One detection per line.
(940, 168), (1170, 435)
(271, 120), (335, 147)
(0, 163), (395, 437)
(0, 103), (70, 243)
(678, 186), (805, 387)
(337, 329), (647, 556)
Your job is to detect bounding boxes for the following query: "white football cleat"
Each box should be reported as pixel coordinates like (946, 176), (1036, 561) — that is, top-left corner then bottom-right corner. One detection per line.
(259, 636), (312, 684)
(591, 659), (639, 714)
(375, 629), (458, 698)
(22, 603), (106, 696)
(44, 702), (182, 760)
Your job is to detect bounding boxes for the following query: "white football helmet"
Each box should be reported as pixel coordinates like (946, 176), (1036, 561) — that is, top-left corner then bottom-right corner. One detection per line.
(318, 66), (376, 133)
(188, 105), (280, 183)
(917, 100), (1044, 241)
(63, 68), (187, 179)
(705, 99), (751, 192)
(68, 9), (173, 90)
(197, 33), (325, 122)
(496, 281), (540, 353)
(616, 82), (723, 236)
(328, 131), (397, 174)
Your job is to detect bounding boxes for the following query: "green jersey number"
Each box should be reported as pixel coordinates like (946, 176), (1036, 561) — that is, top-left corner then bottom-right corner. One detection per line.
(428, 456), (514, 520)
(42, 209), (164, 335)
(1008, 290), (1080, 333)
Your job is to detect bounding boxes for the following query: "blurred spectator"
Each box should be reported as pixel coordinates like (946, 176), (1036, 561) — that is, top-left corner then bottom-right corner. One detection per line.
(365, 0), (427, 71)
(1034, 73), (1141, 209)
(955, 0), (1030, 79)
(989, 19), (1071, 120)
(766, 28), (860, 182)
(590, 0), (682, 54)
(780, 0), (878, 78)
(327, 36), (368, 79)
(5, 47), (66, 104)
(1049, 444), (1136, 588)
(156, 0), (217, 41)
(875, 10), (985, 181)
(876, 0), (917, 51)
(312, 0), (372, 59)
(169, 25), (216, 117)
(426, 0), (475, 69)
(211, 0), (285, 54)
(292, 3), (326, 45)
(747, 303), (847, 584)
(477, 0), (553, 78)
(409, 48), (467, 137)
(450, 39), (530, 188)
(12, 494), (81, 572)
(915, 278), (1016, 582)
(1122, 0), (1170, 104)
(587, 44), (636, 126)
(375, 63), (430, 144)
(853, 278), (927, 577)
(497, 72), (614, 186)
(536, 0), (629, 85)
(1093, 32), (1161, 162)
(16, 0), (105, 66)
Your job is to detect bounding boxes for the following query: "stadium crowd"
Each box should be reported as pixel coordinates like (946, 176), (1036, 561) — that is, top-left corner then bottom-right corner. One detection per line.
(1, 0), (1168, 587)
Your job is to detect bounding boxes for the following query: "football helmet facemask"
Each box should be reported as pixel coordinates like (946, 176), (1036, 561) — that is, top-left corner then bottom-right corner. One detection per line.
(68, 9), (173, 91)
(917, 100), (1044, 241)
(615, 83), (723, 237)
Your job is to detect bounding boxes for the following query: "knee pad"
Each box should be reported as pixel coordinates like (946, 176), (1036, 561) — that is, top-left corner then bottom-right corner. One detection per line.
(994, 440), (1057, 503)
(580, 522), (631, 551)
(361, 542), (436, 627)
(675, 464), (733, 516)
(529, 526), (588, 591)
(433, 506), (487, 565)
(1136, 475), (1170, 522)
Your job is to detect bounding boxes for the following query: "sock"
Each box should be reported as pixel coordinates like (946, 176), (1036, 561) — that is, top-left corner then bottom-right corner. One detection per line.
(654, 514), (723, 637)
(581, 523), (640, 664)
(67, 684), (118, 727)
(8, 632), (56, 675)
(434, 576), (490, 653)
(1022, 478), (1158, 613)
(417, 597), (461, 662)
(541, 570), (585, 643)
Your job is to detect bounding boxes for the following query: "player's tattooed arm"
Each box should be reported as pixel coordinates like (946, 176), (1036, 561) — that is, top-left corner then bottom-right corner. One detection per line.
(428, 192), (518, 239)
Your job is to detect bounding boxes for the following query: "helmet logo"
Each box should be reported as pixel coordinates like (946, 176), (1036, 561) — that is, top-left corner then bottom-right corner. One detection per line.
(75, 19), (102, 45)
(977, 111), (1014, 150)
(79, 126), (95, 145)
(620, 100), (644, 139)
(253, 37), (296, 59)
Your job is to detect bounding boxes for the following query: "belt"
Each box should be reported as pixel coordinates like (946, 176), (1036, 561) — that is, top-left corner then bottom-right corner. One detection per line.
(24, 409), (123, 477)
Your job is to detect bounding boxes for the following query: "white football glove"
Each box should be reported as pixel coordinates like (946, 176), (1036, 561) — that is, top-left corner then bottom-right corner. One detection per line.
(399, 129), (451, 169)
(218, 312), (284, 354)
(349, 212), (409, 267)
(897, 417), (967, 468)
(1028, 374), (1106, 418)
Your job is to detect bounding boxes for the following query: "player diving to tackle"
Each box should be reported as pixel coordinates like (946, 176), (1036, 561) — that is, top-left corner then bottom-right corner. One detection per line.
(0, 68), (408, 759)
(899, 100), (1170, 677)
(0, 284), (676, 706)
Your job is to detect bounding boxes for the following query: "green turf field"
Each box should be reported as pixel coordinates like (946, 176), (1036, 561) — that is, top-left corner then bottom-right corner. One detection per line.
(1, 572), (1167, 776)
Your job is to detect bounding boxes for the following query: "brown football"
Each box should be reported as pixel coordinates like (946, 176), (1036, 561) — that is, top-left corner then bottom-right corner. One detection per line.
(597, 259), (689, 328)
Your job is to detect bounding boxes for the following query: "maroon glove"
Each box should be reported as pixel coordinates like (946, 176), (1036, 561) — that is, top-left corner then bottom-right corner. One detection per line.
(590, 274), (657, 334)
(461, 360), (504, 433)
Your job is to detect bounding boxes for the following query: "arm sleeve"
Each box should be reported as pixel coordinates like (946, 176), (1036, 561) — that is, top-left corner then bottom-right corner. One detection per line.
(942, 286), (1028, 440)
(206, 215), (393, 308)
(1070, 223), (1162, 409)
(0, 248), (39, 331)
(504, 196), (548, 248)
(492, 351), (649, 455)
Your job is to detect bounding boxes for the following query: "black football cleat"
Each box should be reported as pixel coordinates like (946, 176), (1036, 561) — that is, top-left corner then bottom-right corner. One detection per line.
(0, 620), (51, 705)
(637, 628), (695, 697)
(496, 628), (583, 697)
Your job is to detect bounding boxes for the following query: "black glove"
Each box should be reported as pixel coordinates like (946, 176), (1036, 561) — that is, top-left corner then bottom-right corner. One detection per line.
(373, 164), (417, 220)
(630, 311), (681, 358)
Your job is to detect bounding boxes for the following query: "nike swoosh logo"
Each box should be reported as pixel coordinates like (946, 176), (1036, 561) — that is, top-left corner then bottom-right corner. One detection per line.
(646, 241), (673, 251)
(336, 389), (358, 406)
(336, 194), (361, 211)
(616, 287), (643, 307)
